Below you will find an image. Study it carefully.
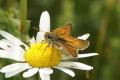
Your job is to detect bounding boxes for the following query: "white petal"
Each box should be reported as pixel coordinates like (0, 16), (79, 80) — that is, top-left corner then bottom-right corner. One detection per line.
(39, 68), (53, 74)
(78, 33), (90, 40)
(1, 39), (12, 45)
(36, 31), (45, 42)
(0, 39), (15, 50)
(9, 46), (25, 61)
(39, 72), (50, 80)
(0, 63), (31, 73)
(0, 30), (28, 50)
(23, 68), (39, 78)
(0, 45), (25, 61)
(0, 40), (9, 50)
(39, 11), (50, 32)
(39, 68), (53, 80)
(5, 68), (27, 78)
(58, 62), (93, 70)
(30, 37), (35, 44)
(5, 69), (24, 78)
(78, 53), (98, 58)
(1, 39), (27, 51)
(55, 67), (75, 77)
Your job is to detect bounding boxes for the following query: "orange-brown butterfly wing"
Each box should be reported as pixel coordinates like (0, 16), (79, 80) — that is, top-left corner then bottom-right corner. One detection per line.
(53, 24), (89, 50)
(64, 35), (89, 50)
(61, 43), (77, 57)
(60, 36), (89, 58)
(53, 24), (89, 57)
(53, 24), (72, 37)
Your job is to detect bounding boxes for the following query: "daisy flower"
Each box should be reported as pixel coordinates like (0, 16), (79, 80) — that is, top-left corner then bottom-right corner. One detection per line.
(0, 11), (98, 80)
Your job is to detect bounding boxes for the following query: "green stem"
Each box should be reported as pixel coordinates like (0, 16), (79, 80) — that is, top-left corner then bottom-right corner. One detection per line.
(86, 71), (90, 80)
(20, 0), (27, 33)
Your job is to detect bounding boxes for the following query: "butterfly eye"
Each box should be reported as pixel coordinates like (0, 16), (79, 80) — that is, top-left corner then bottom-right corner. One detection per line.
(47, 35), (53, 39)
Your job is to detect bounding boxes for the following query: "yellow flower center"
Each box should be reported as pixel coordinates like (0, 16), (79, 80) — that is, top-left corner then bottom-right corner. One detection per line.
(24, 42), (62, 68)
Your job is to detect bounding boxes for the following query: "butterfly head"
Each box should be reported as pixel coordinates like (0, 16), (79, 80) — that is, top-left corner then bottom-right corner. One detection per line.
(44, 32), (59, 41)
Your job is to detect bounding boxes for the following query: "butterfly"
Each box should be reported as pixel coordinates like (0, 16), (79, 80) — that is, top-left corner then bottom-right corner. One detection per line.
(44, 24), (89, 58)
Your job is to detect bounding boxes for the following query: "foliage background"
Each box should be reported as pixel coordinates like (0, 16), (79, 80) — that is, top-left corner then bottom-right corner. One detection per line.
(0, 0), (120, 80)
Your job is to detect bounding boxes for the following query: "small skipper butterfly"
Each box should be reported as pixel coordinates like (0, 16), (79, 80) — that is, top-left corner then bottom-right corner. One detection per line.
(44, 24), (89, 58)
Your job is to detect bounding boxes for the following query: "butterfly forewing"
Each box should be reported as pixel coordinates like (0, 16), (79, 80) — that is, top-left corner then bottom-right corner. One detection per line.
(53, 24), (72, 36)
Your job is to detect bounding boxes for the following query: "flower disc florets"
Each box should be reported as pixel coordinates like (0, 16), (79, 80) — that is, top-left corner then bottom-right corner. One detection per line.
(25, 41), (61, 68)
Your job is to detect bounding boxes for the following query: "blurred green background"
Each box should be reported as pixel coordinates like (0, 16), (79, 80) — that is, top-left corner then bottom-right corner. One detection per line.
(0, 0), (120, 80)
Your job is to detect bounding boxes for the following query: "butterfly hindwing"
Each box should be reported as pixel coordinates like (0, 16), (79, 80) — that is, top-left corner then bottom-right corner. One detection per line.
(61, 43), (77, 57)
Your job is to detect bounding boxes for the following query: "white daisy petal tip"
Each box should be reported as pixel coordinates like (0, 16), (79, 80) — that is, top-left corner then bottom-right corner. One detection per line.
(88, 66), (93, 70)
(55, 67), (75, 77)
(78, 64), (93, 70)
(23, 68), (39, 78)
(78, 33), (90, 40)
(0, 63), (31, 73)
(58, 62), (93, 71)
(0, 69), (4, 73)
(78, 53), (99, 58)
(39, 11), (50, 32)
(0, 67), (8, 73)
(93, 53), (99, 56)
